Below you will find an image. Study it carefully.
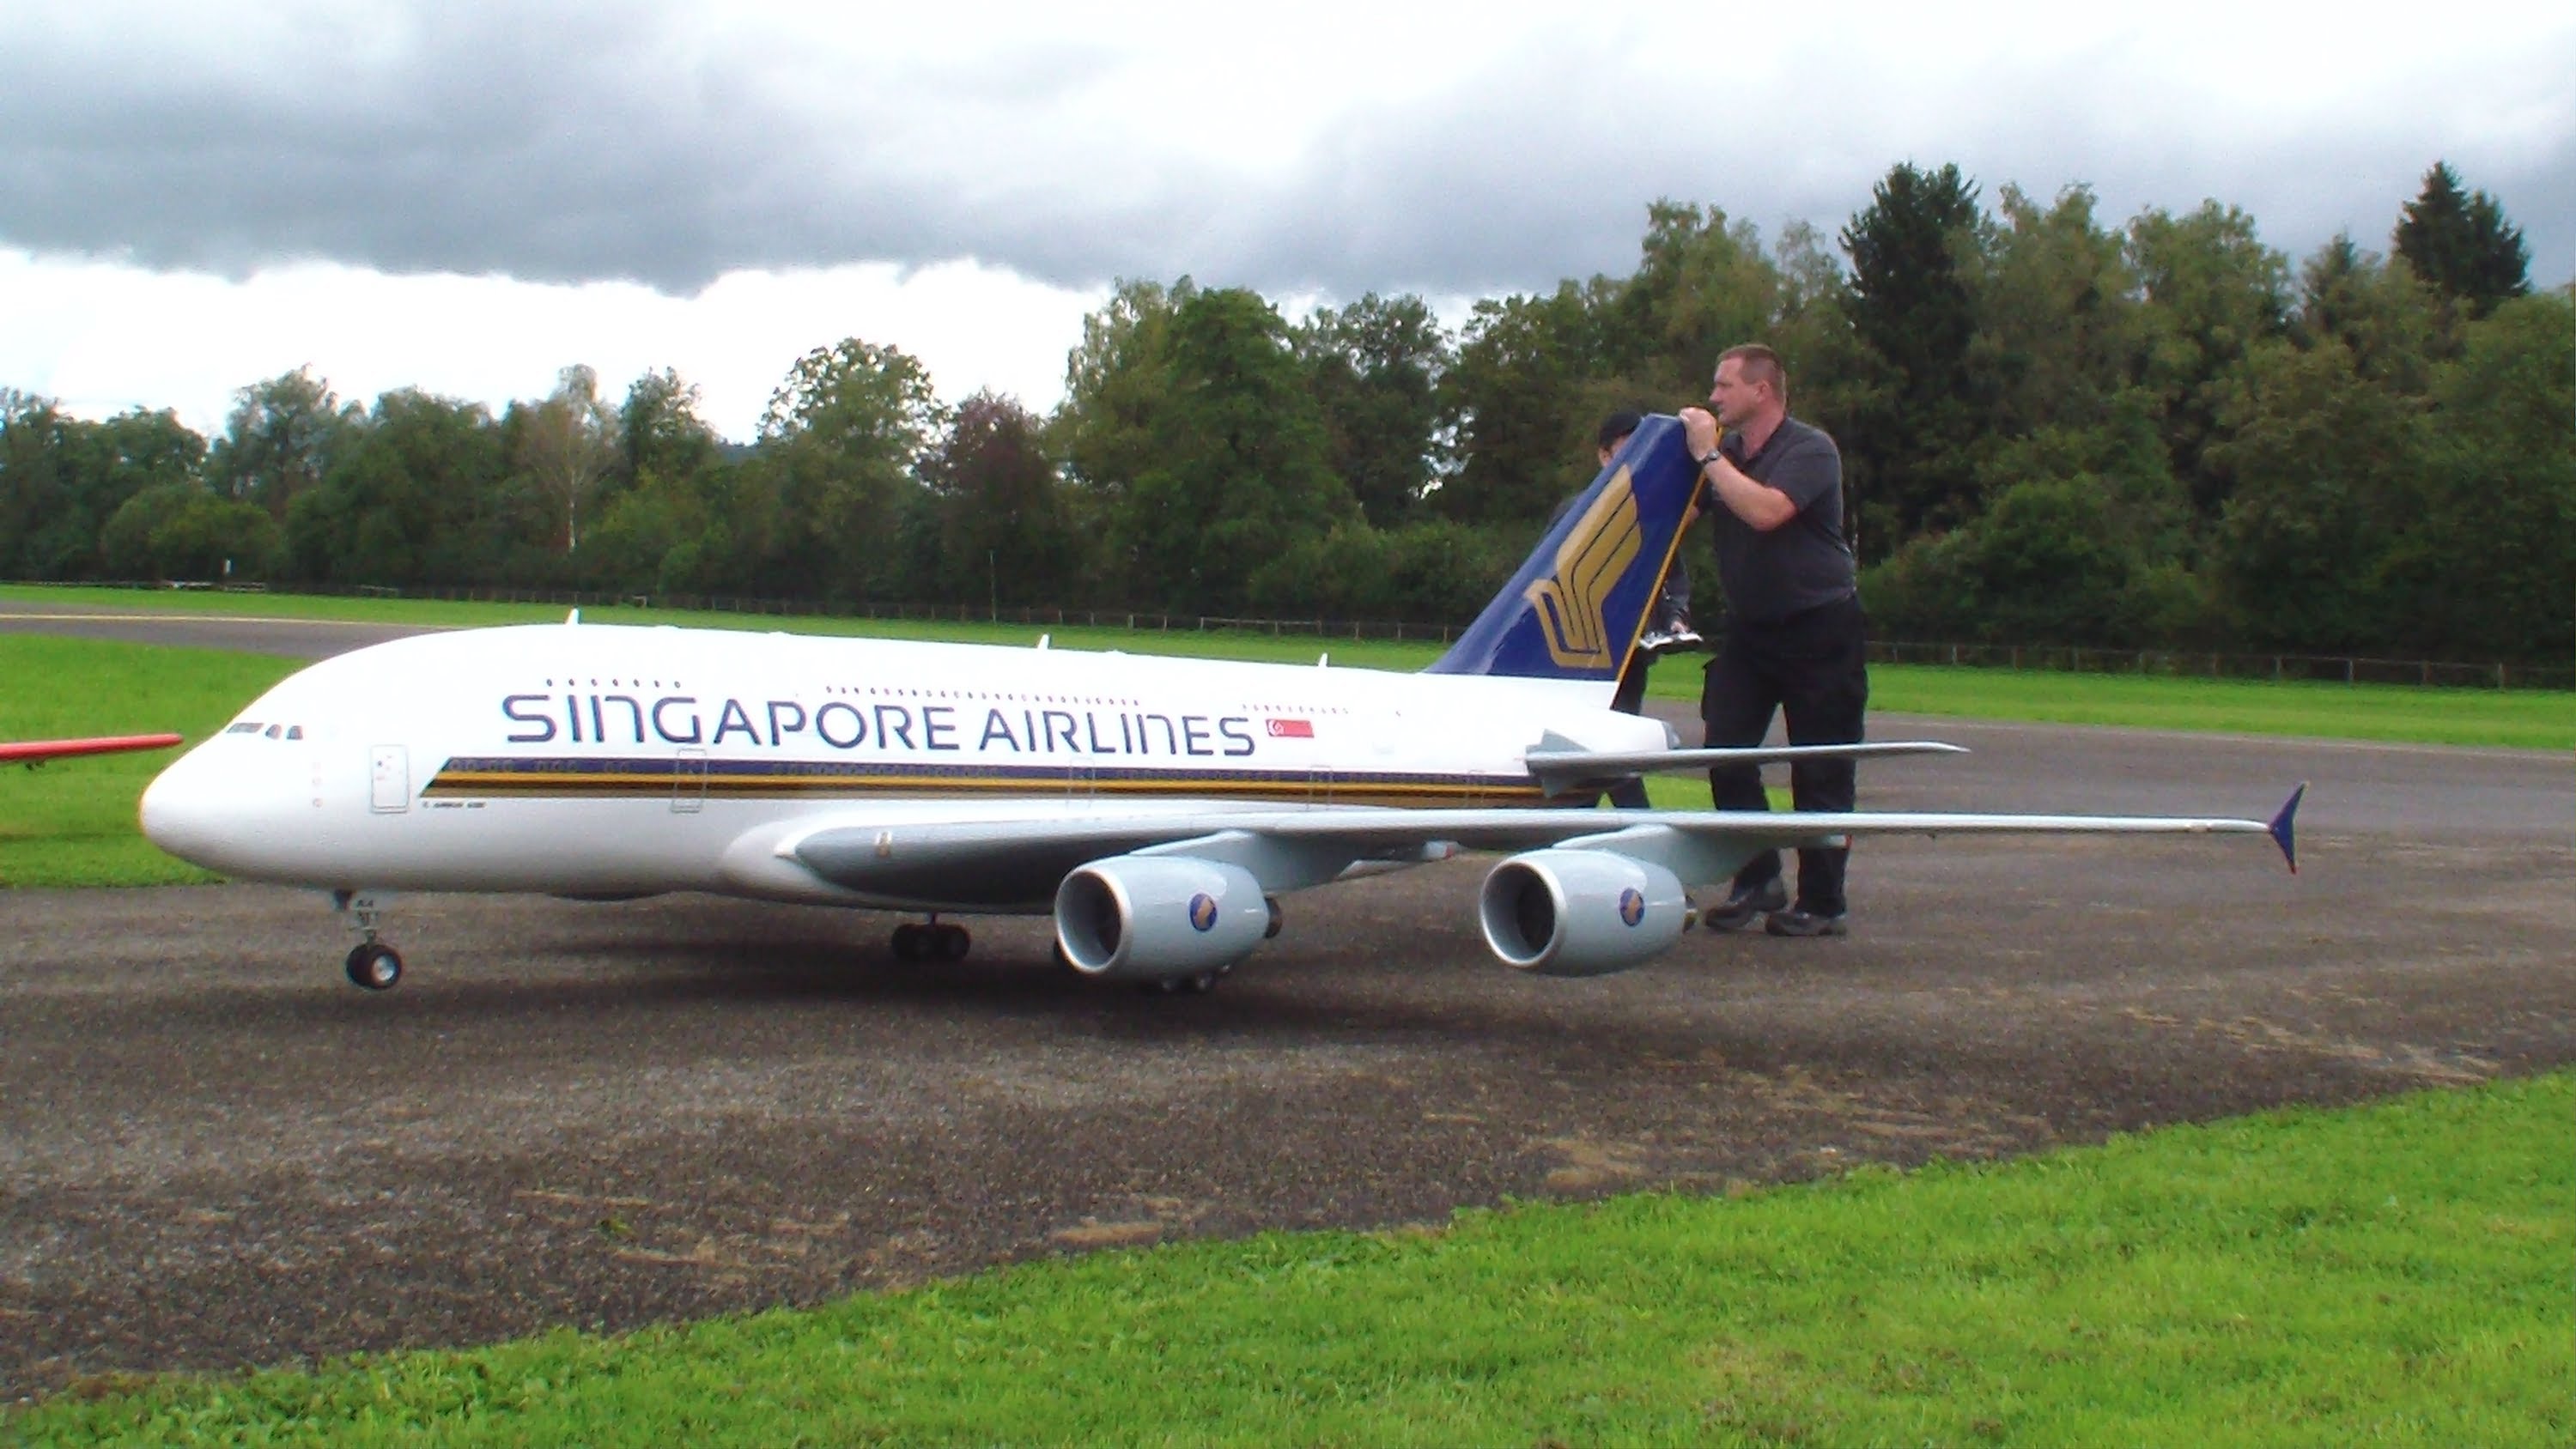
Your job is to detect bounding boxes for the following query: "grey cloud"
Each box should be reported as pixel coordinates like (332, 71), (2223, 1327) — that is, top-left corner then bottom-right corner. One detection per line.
(0, 3), (1175, 289)
(4, 6), (2571, 299)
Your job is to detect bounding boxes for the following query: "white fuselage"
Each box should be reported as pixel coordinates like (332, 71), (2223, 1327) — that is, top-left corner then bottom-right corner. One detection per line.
(141, 624), (1667, 910)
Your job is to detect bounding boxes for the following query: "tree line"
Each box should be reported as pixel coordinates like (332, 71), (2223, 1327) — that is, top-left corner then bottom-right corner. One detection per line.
(3, 161), (2567, 663)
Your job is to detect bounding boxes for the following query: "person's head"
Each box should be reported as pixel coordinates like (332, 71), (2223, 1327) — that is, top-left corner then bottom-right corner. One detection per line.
(1709, 344), (1789, 429)
(1595, 409), (1642, 468)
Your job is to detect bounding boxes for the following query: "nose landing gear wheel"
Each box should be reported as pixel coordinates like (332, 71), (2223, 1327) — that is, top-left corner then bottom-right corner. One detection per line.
(344, 943), (403, 991)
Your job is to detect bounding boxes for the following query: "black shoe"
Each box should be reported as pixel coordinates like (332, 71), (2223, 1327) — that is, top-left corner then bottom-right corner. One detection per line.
(1765, 908), (1849, 938)
(1702, 878), (1788, 931)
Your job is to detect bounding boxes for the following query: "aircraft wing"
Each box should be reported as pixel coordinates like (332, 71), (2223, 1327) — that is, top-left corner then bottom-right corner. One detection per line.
(1522, 740), (1967, 794)
(2, 733), (185, 767)
(787, 787), (2304, 905)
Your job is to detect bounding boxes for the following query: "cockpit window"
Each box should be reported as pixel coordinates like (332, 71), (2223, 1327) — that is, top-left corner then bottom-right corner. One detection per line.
(286, 725), (304, 740)
(264, 724), (283, 739)
(227, 722), (262, 735)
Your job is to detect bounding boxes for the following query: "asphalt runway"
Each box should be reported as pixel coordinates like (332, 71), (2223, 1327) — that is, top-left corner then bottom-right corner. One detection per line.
(3, 607), (2571, 1397)
(0, 598), (446, 658)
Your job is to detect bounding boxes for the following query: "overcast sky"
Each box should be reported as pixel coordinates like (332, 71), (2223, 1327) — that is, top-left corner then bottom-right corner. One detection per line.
(6, 0), (2571, 441)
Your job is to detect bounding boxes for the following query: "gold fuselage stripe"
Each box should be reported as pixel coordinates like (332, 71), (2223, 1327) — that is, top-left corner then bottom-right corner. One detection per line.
(423, 763), (1548, 806)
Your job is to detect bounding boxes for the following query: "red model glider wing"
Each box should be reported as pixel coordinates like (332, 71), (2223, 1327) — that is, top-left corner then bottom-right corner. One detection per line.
(0, 733), (185, 765)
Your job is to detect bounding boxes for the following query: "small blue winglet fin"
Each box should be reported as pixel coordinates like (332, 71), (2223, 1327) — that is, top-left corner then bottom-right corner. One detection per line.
(2267, 782), (2306, 874)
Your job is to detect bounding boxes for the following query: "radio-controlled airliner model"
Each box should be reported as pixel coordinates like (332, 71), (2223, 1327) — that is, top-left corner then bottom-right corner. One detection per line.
(141, 417), (2298, 993)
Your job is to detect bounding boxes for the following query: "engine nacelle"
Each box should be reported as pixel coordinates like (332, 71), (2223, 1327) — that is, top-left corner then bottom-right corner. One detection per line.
(1478, 849), (1687, 977)
(1054, 855), (1271, 982)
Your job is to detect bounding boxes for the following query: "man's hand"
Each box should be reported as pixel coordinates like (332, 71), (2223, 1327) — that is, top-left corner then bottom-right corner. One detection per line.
(1680, 406), (1720, 458)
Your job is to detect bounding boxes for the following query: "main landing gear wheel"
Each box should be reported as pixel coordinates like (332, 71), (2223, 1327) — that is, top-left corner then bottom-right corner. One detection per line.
(1149, 964), (1231, 996)
(891, 921), (970, 963)
(344, 943), (403, 991)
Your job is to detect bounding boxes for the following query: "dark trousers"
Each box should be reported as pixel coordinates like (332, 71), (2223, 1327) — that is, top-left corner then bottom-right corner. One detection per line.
(1701, 596), (1868, 913)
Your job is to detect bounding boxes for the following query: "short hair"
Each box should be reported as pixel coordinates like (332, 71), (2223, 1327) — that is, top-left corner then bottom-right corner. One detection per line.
(1596, 410), (1643, 451)
(1717, 343), (1789, 403)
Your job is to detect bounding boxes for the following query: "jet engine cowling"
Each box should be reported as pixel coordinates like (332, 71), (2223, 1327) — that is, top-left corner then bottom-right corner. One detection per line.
(1478, 849), (1687, 977)
(1054, 856), (1272, 982)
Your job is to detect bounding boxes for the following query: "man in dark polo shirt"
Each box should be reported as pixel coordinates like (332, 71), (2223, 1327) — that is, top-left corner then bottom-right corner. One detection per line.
(1678, 343), (1868, 937)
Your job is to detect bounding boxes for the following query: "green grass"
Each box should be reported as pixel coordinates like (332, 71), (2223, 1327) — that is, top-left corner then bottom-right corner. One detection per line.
(11, 582), (2567, 749)
(0, 636), (301, 887)
(1859, 666), (2576, 750)
(13, 1072), (2567, 1446)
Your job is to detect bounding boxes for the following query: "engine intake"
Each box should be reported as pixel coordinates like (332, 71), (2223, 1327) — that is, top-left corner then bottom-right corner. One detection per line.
(1478, 849), (1686, 976)
(1055, 855), (1271, 982)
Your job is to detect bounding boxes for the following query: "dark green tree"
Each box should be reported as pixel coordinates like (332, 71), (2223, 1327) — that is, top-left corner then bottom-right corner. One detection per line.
(1840, 161), (1986, 553)
(1054, 278), (1192, 524)
(2291, 233), (2447, 391)
(2379, 292), (2576, 661)
(1970, 185), (2145, 440)
(1601, 200), (1782, 397)
(284, 390), (513, 587)
(922, 391), (1081, 610)
(616, 367), (721, 488)
(2128, 202), (2291, 518)
(580, 470), (726, 596)
(0, 397), (209, 579)
(100, 482), (281, 581)
(2393, 161), (2531, 318)
(0, 392), (93, 577)
(2209, 338), (2418, 652)
(754, 338), (945, 602)
(1437, 279), (1613, 527)
(1295, 293), (1449, 529)
(1118, 287), (1354, 611)
(205, 368), (358, 523)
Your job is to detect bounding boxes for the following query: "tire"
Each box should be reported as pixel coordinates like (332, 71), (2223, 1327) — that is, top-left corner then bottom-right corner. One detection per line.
(344, 943), (402, 991)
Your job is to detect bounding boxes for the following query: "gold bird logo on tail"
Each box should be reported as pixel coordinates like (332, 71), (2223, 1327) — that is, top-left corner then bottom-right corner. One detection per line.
(1523, 466), (1643, 668)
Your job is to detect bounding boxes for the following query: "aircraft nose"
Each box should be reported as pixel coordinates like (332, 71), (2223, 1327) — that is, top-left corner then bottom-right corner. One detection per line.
(141, 746), (206, 859)
(138, 744), (227, 866)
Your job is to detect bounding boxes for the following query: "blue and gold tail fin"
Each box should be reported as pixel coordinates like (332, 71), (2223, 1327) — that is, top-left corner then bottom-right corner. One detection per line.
(1425, 414), (1698, 682)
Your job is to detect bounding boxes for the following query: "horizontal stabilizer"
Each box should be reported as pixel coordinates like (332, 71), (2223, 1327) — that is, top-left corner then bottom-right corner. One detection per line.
(1522, 740), (1967, 795)
(2269, 781), (2307, 873)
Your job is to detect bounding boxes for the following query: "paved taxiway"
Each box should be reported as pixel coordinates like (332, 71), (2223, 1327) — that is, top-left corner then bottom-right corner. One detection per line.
(0, 597), (443, 658)
(3, 605), (2570, 1395)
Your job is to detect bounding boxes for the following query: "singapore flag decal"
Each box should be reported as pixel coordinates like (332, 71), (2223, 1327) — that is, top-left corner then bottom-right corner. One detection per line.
(1265, 718), (1315, 739)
